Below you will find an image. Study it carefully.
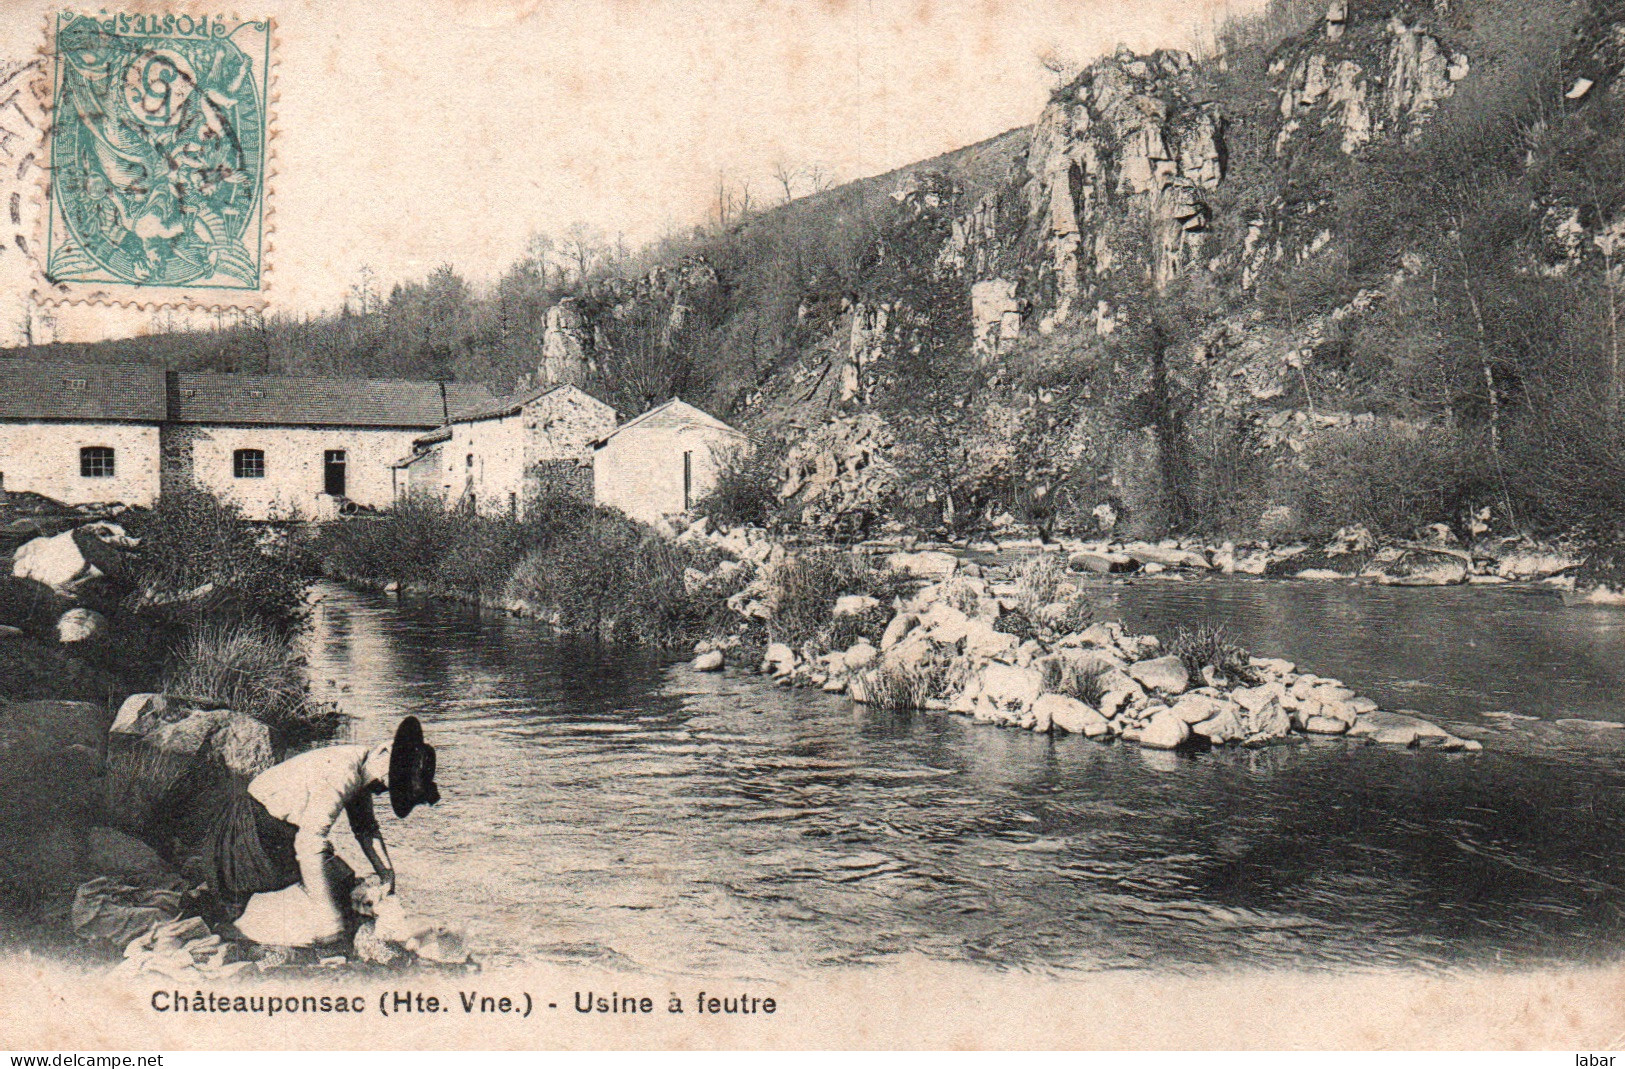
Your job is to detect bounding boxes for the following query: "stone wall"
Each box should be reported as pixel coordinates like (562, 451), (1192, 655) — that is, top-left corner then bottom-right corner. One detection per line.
(595, 417), (747, 526)
(0, 420), (161, 506)
(161, 423), (422, 519)
(441, 385), (615, 519)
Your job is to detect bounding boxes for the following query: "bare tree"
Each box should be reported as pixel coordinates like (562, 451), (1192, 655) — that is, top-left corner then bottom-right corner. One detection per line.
(347, 264), (381, 317)
(714, 170), (755, 229)
(803, 163), (836, 194)
(558, 222), (607, 285)
(771, 161), (800, 204)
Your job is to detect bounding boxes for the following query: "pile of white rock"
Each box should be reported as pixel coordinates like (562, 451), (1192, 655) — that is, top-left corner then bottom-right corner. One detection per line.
(693, 553), (1481, 754)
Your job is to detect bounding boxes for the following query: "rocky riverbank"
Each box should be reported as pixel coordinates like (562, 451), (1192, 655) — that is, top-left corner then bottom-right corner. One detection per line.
(0, 494), (472, 975)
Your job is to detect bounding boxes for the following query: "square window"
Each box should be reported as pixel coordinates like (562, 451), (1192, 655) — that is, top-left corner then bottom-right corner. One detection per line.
(80, 446), (115, 478)
(233, 449), (266, 479)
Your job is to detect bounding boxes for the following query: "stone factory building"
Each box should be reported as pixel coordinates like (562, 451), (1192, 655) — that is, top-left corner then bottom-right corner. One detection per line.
(593, 398), (749, 526)
(0, 358), (493, 520)
(3, 359), (746, 528)
(163, 372), (494, 520)
(0, 359), (167, 507)
(393, 382), (617, 518)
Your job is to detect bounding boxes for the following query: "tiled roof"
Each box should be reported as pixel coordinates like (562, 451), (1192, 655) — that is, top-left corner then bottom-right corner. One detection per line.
(594, 398), (744, 445)
(447, 382), (614, 424)
(169, 373), (495, 428)
(0, 358), (168, 422)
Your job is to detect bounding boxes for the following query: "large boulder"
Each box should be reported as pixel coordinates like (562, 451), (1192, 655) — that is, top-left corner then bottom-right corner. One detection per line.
(111, 693), (178, 736)
(1122, 542), (1210, 571)
(761, 643), (798, 677)
(1140, 711), (1192, 750)
(974, 663), (1044, 724)
(104, 705), (276, 857)
(1494, 548), (1576, 581)
(12, 524), (136, 596)
(1069, 550), (1137, 574)
(833, 594), (881, 617)
(1190, 704), (1245, 744)
(692, 650), (725, 671)
(1168, 693), (1235, 724)
(841, 641), (878, 671)
(213, 715), (275, 778)
(1036, 694), (1109, 737)
(1369, 547), (1469, 586)
(13, 530), (98, 594)
(0, 700), (112, 909)
(961, 619), (1017, 662)
(1347, 710), (1481, 750)
(921, 603), (973, 646)
(57, 607), (108, 644)
(880, 612), (918, 650)
(1128, 655), (1190, 695)
(87, 825), (174, 882)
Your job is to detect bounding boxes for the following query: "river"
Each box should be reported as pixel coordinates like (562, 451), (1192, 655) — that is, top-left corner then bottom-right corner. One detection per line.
(301, 577), (1625, 978)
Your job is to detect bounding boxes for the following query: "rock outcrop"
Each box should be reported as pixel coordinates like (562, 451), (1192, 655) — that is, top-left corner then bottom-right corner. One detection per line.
(540, 297), (593, 387)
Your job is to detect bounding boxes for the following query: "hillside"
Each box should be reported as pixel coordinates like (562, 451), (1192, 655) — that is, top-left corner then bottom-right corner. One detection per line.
(14, 0), (1625, 558)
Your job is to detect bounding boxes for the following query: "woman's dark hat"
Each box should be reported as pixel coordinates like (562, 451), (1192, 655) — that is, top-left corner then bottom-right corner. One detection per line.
(389, 716), (440, 818)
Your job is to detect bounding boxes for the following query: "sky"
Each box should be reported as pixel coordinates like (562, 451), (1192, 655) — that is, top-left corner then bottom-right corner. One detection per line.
(1, 0), (1258, 341)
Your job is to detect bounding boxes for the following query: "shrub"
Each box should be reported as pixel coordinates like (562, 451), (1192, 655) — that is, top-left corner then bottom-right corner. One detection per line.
(1270, 423), (1494, 541)
(125, 489), (310, 632)
(993, 606), (1041, 644)
(500, 501), (745, 648)
(861, 663), (934, 712)
(1169, 623), (1260, 687)
(163, 619), (340, 743)
(697, 443), (783, 529)
(765, 550), (910, 648)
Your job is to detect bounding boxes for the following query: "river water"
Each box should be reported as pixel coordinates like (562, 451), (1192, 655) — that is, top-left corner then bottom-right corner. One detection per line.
(301, 578), (1625, 978)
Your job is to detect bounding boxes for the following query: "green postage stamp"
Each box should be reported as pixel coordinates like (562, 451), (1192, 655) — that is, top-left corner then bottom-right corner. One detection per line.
(41, 11), (271, 306)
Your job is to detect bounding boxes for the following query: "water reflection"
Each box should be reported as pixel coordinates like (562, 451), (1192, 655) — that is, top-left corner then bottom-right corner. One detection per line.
(302, 582), (1625, 977)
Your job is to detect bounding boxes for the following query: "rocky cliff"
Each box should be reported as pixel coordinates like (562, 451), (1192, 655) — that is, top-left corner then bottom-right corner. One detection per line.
(671, 0), (1620, 549)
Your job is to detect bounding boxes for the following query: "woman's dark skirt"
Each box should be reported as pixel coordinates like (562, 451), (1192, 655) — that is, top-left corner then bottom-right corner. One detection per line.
(207, 787), (300, 905)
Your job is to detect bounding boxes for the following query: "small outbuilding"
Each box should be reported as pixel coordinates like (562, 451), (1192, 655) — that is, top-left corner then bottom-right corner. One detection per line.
(592, 398), (748, 526)
(396, 382), (616, 518)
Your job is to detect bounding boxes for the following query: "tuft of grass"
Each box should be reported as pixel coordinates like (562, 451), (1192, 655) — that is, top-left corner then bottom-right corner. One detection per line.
(1013, 553), (1067, 612)
(1040, 656), (1111, 708)
(1169, 623), (1261, 687)
(860, 659), (950, 712)
(163, 619), (339, 743)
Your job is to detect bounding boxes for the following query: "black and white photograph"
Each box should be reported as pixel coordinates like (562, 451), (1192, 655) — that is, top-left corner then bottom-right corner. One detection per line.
(0, 0), (1623, 1052)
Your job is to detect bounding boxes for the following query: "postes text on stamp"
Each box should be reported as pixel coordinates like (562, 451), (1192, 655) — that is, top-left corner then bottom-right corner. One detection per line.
(42, 12), (271, 306)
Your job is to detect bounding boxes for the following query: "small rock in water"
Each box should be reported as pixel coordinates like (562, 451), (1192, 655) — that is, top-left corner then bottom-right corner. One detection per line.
(1553, 718), (1625, 732)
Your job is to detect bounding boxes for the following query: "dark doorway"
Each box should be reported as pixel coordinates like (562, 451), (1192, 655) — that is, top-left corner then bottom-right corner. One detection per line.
(324, 449), (347, 497)
(683, 450), (693, 510)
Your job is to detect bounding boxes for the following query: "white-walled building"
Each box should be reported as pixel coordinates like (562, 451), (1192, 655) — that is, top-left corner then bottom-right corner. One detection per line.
(0, 358), (493, 520)
(394, 383), (616, 517)
(163, 372), (492, 520)
(593, 398), (749, 526)
(0, 359), (166, 506)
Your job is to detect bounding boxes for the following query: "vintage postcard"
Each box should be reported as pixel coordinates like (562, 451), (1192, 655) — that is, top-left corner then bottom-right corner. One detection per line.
(2, 0), (1625, 1053)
